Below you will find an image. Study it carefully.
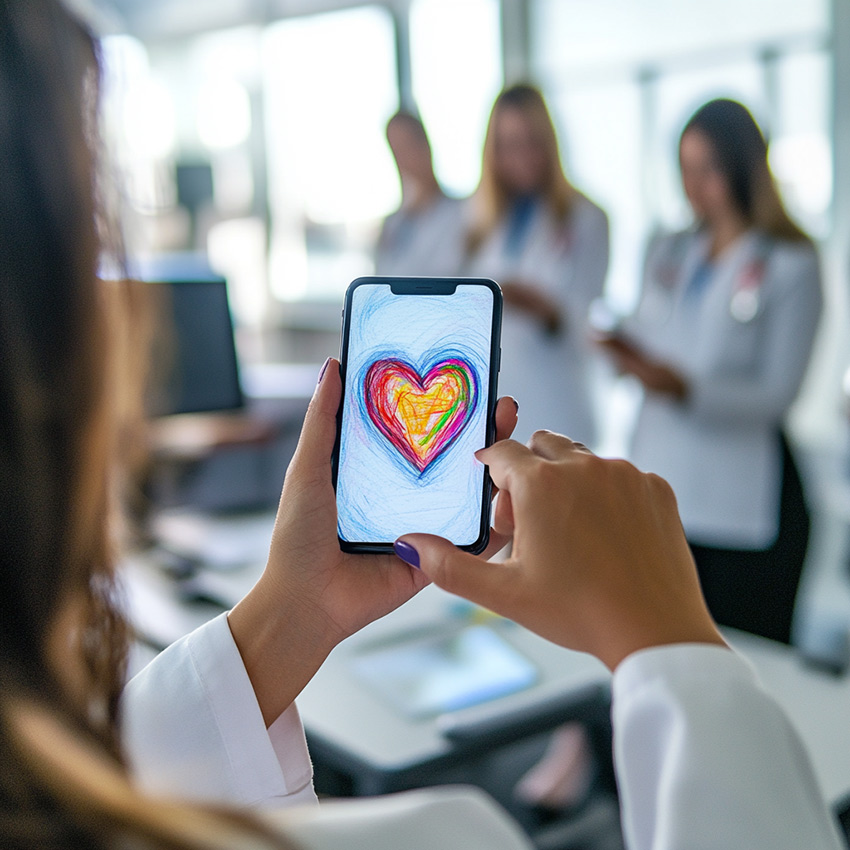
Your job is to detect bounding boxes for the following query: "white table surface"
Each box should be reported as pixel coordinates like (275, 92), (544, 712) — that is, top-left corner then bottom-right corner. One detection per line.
(122, 523), (850, 805)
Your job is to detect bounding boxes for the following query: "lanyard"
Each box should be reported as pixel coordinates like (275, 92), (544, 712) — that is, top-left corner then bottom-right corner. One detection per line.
(503, 195), (538, 260)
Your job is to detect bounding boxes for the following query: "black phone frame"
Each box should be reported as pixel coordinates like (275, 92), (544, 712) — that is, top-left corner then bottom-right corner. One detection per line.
(332, 275), (503, 555)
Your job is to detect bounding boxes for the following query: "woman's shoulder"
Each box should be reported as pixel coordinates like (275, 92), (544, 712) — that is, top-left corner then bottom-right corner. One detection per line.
(766, 233), (819, 262)
(272, 786), (533, 850)
(571, 192), (609, 232)
(762, 234), (821, 288)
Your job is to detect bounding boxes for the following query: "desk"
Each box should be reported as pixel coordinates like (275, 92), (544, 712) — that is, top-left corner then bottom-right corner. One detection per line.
(145, 363), (317, 512)
(294, 584), (609, 796)
(122, 542), (610, 792)
(122, 527), (850, 807)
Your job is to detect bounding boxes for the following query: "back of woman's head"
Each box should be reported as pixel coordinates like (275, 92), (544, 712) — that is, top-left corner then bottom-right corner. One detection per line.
(0, 0), (123, 714)
(0, 4), (294, 848)
(682, 98), (809, 242)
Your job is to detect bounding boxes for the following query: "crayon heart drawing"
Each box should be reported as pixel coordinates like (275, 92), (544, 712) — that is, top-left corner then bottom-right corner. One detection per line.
(364, 357), (479, 473)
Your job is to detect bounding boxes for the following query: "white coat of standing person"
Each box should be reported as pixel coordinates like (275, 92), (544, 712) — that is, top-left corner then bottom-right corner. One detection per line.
(375, 111), (464, 277)
(596, 98), (822, 646)
(462, 84), (609, 446)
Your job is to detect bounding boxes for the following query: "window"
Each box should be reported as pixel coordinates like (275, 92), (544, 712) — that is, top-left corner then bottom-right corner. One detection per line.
(409, 0), (503, 198)
(532, 0), (830, 310)
(263, 6), (399, 300)
(771, 50), (832, 238)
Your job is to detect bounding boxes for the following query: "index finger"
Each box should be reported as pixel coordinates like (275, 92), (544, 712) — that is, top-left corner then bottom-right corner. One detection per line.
(289, 358), (341, 476)
(475, 439), (536, 490)
(527, 429), (594, 461)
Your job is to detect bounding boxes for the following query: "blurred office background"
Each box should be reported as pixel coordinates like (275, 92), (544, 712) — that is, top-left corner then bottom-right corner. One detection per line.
(85, 0), (845, 424)
(81, 0), (850, 656)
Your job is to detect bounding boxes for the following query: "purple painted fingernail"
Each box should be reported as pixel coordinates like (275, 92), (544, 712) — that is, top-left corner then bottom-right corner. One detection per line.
(393, 539), (420, 569)
(317, 357), (331, 385)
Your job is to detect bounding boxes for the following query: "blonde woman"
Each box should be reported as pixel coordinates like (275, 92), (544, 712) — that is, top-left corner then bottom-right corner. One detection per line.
(463, 84), (609, 445)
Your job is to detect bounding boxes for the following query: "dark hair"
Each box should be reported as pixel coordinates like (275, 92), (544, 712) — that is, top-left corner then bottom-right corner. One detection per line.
(681, 98), (809, 242)
(0, 2), (294, 847)
(0, 0), (123, 729)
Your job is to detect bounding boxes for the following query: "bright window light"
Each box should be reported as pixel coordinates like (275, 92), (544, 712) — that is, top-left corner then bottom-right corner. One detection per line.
(121, 78), (177, 159)
(101, 35), (176, 160)
(410, 0), (503, 197)
(263, 5), (399, 299)
(770, 134), (832, 229)
(263, 6), (398, 224)
(197, 78), (252, 150)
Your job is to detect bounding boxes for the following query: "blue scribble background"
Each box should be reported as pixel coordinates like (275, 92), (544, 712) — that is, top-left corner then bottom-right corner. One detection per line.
(337, 283), (493, 544)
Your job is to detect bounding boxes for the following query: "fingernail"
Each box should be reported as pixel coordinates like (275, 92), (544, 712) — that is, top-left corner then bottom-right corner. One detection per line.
(393, 539), (420, 569)
(512, 398), (519, 413)
(317, 357), (331, 385)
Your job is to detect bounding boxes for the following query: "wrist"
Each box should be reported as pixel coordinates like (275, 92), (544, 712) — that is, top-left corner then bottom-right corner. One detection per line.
(578, 592), (725, 672)
(228, 573), (341, 725)
(602, 619), (727, 673)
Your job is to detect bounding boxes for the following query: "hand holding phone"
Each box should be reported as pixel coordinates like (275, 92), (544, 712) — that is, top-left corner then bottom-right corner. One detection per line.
(228, 350), (516, 726)
(333, 277), (503, 554)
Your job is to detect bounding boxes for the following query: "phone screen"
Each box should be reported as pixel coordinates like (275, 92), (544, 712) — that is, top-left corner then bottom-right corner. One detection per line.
(335, 278), (501, 552)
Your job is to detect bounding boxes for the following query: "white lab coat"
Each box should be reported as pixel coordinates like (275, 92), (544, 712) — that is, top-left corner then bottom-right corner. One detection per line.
(614, 643), (843, 849)
(375, 194), (465, 278)
(622, 228), (822, 548)
(463, 194), (609, 446)
(122, 614), (844, 849)
(122, 613), (530, 850)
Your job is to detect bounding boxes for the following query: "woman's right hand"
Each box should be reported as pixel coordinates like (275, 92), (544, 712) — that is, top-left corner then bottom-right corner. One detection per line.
(501, 280), (564, 335)
(396, 432), (725, 671)
(595, 335), (689, 401)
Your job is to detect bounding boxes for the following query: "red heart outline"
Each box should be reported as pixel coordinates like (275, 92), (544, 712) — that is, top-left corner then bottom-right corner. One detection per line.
(364, 357), (479, 473)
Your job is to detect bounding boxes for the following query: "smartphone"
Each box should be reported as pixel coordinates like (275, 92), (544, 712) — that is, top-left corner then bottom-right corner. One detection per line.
(333, 276), (502, 554)
(588, 297), (641, 351)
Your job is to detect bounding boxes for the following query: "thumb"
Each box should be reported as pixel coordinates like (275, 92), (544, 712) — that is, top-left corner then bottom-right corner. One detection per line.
(289, 357), (341, 476)
(394, 534), (512, 614)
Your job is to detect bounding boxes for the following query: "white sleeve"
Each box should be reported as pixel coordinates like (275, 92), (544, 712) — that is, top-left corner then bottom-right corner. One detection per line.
(612, 644), (844, 850)
(685, 246), (822, 425)
(121, 613), (318, 808)
(566, 198), (610, 326)
(274, 786), (533, 850)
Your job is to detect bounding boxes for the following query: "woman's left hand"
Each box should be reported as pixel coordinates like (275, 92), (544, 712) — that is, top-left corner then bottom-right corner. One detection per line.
(228, 359), (518, 724)
(597, 335), (689, 401)
(501, 280), (564, 335)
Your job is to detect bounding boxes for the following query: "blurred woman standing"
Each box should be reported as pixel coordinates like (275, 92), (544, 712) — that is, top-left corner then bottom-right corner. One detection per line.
(375, 111), (464, 277)
(597, 99), (822, 644)
(463, 84), (609, 445)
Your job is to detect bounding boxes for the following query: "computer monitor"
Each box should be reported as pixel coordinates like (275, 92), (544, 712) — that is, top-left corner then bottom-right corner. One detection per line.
(144, 276), (244, 417)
